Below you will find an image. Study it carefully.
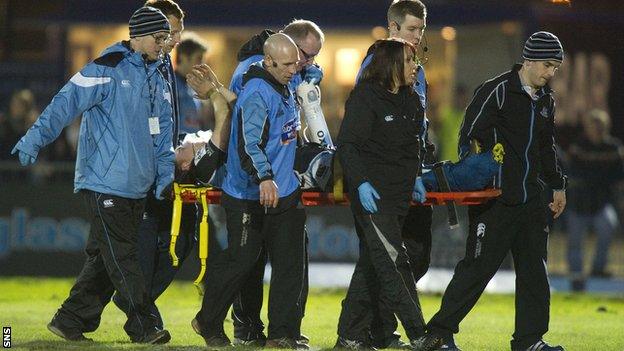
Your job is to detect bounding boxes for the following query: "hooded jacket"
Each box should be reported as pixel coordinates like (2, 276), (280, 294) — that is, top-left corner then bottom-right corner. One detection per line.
(15, 41), (174, 199)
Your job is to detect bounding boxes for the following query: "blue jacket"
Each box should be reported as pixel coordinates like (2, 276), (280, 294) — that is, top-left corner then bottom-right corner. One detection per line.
(223, 62), (300, 200)
(15, 41), (174, 199)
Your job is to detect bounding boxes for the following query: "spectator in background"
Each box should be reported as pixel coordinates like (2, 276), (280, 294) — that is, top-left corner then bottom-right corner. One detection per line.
(1, 89), (39, 159)
(565, 109), (624, 291)
(175, 34), (210, 133)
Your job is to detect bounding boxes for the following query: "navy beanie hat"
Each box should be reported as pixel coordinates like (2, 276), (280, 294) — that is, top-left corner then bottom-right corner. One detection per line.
(522, 31), (564, 62)
(129, 6), (170, 38)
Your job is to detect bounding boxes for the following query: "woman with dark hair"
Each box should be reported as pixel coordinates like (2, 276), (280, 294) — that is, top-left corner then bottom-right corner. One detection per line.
(335, 39), (437, 350)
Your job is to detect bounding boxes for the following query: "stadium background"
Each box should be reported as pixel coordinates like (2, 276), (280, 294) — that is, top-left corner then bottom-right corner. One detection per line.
(0, 0), (623, 292)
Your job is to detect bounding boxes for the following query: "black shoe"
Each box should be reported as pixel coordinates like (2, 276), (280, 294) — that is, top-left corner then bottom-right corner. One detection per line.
(298, 333), (310, 344)
(131, 329), (171, 344)
(192, 319), (232, 347)
(204, 334), (233, 348)
(335, 336), (378, 350)
(437, 335), (462, 351)
(233, 333), (267, 347)
(513, 340), (565, 351)
(385, 339), (411, 349)
(47, 320), (92, 342)
(266, 337), (310, 349)
(409, 334), (443, 351)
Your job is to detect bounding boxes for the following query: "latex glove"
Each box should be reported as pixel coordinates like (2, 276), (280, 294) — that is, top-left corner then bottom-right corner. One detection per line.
(11, 144), (37, 166)
(303, 64), (323, 85)
(357, 182), (380, 213)
(412, 177), (427, 203)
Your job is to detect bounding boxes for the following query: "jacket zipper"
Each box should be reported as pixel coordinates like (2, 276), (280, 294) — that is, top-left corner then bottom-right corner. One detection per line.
(522, 101), (536, 203)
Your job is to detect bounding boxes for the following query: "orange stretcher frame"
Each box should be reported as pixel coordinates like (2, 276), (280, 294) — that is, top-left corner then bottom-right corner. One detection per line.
(178, 188), (502, 206)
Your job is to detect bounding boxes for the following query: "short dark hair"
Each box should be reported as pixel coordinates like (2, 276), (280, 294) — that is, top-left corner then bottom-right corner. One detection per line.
(283, 19), (324, 43)
(388, 0), (426, 25)
(144, 0), (184, 19)
(360, 39), (416, 91)
(175, 36), (208, 64)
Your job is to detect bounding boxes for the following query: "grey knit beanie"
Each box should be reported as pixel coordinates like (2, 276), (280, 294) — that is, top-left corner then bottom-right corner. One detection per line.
(129, 6), (170, 38)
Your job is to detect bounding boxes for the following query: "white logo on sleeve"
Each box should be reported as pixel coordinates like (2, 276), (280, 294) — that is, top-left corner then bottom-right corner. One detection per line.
(476, 223), (486, 238)
(384, 115), (394, 122)
(121, 80), (131, 87)
(103, 199), (114, 208)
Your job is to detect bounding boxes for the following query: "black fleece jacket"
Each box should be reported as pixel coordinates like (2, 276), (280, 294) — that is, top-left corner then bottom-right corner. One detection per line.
(337, 81), (424, 215)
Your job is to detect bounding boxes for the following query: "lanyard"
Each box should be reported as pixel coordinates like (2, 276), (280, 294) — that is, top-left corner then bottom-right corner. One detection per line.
(143, 61), (157, 117)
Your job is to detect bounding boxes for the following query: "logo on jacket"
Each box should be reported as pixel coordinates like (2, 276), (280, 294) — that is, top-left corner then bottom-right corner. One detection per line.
(540, 107), (550, 118)
(476, 223), (486, 238)
(163, 89), (172, 105)
(384, 115), (394, 122)
(103, 199), (114, 208)
(281, 117), (299, 145)
(121, 80), (131, 87)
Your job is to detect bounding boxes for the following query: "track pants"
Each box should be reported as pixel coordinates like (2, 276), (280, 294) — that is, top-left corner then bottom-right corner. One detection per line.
(52, 190), (158, 340)
(427, 197), (550, 350)
(195, 203), (307, 339)
(338, 213), (427, 343)
(370, 205), (432, 347)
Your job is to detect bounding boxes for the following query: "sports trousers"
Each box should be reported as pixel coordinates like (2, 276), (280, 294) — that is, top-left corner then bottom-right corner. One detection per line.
(195, 199), (307, 340)
(230, 235), (309, 340)
(427, 197), (550, 350)
(52, 190), (158, 340)
(370, 205), (432, 346)
(338, 213), (427, 343)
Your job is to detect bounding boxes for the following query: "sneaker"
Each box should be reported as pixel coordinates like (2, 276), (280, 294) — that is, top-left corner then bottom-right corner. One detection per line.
(233, 334), (267, 347)
(298, 334), (310, 344)
(334, 336), (378, 350)
(47, 320), (92, 342)
(409, 334), (443, 351)
(437, 336), (462, 351)
(513, 340), (565, 351)
(266, 337), (310, 349)
(131, 328), (171, 344)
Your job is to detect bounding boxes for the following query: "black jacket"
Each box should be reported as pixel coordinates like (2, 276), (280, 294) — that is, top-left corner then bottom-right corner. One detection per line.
(458, 64), (567, 205)
(337, 81), (424, 215)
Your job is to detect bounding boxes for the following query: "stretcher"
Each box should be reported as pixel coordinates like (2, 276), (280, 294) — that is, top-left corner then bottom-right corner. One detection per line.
(169, 182), (501, 295)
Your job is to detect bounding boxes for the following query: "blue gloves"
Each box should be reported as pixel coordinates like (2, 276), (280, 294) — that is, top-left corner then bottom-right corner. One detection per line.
(303, 64), (323, 85)
(11, 144), (38, 166)
(357, 182), (380, 213)
(413, 177), (426, 203)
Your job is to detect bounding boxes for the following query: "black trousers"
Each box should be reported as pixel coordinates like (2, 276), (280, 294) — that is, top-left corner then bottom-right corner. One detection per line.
(370, 205), (432, 346)
(52, 191), (158, 340)
(427, 197), (550, 350)
(230, 232), (309, 340)
(338, 213), (426, 343)
(115, 199), (222, 329)
(196, 203), (307, 339)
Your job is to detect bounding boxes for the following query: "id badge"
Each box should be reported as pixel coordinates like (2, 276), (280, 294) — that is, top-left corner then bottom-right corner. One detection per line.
(149, 117), (160, 135)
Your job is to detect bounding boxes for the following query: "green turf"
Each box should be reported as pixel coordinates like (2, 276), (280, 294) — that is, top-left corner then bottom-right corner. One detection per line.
(0, 277), (622, 350)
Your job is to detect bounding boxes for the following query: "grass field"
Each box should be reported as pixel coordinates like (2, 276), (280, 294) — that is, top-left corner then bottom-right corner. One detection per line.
(0, 277), (623, 350)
